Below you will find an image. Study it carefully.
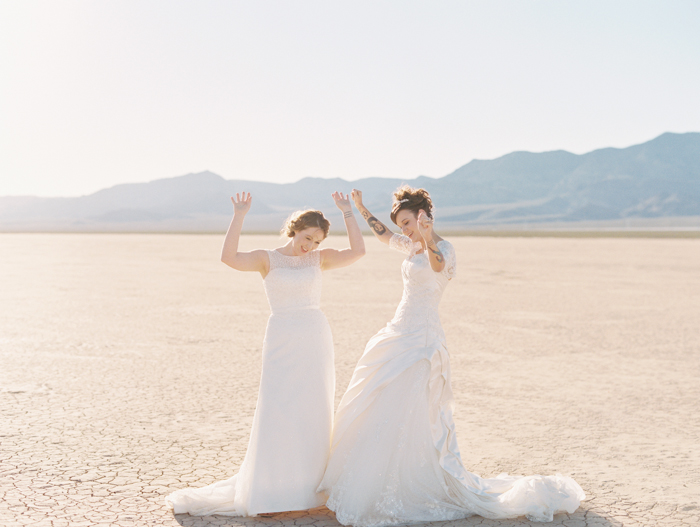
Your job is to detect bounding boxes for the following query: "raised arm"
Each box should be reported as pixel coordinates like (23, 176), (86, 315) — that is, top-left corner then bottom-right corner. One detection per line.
(220, 193), (269, 275)
(321, 192), (366, 271)
(352, 189), (394, 245)
(417, 210), (445, 273)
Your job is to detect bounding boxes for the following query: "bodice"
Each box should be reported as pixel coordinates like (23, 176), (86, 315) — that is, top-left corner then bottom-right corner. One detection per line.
(388, 234), (456, 334)
(263, 249), (322, 315)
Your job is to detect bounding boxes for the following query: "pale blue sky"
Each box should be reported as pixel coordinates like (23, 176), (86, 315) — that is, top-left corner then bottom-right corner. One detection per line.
(1, 1), (699, 197)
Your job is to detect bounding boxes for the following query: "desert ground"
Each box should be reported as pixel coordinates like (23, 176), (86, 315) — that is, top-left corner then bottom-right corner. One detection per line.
(1, 233), (699, 527)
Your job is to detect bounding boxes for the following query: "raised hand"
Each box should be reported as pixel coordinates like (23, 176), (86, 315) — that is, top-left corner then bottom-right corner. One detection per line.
(416, 210), (434, 242)
(351, 189), (364, 210)
(332, 191), (352, 213)
(231, 192), (252, 216)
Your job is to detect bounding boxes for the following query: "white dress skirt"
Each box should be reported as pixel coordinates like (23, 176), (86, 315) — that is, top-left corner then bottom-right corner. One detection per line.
(318, 234), (585, 526)
(166, 249), (334, 516)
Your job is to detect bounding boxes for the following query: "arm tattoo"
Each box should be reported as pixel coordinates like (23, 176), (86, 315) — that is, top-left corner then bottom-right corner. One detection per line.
(427, 242), (444, 263)
(343, 211), (353, 219)
(366, 216), (387, 236)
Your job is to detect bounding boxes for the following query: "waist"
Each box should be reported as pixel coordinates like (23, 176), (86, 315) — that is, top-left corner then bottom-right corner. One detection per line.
(270, 305), (322, 316)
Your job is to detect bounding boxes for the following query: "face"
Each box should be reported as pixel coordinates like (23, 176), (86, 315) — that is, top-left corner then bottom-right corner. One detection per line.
(291, 227), (325, 255)
(395, 209), (422, 242)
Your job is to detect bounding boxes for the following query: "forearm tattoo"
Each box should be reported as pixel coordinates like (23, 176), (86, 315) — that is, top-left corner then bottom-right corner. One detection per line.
(343, 210), (353, 219)
(427, 242), (444, 263)
(361, 210), (387, 235)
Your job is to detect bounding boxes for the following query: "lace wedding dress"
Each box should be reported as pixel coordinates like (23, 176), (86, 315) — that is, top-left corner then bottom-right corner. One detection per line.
(318, 234), (585, 526)
(166, 249), (334, 516)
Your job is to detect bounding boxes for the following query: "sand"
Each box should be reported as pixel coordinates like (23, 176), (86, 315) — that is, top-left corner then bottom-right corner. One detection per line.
(1, 233), (698, 527)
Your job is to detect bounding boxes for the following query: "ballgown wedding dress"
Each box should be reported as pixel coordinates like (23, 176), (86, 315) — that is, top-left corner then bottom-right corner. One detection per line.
(318, 234), (585, 526)
(166, 249), (334, 516)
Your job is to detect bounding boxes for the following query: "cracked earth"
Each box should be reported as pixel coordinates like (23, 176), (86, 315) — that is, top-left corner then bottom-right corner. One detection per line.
(1, 234), (698, 526)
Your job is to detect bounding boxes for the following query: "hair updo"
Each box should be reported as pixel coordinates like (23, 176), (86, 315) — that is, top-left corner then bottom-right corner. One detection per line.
(390, 185), (434, 224)
(281, 209), (331, 238)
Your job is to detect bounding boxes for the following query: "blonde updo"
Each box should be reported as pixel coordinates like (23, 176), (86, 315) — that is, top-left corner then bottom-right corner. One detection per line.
(390, 185), (434, 224)
(281, 209), (331, 238)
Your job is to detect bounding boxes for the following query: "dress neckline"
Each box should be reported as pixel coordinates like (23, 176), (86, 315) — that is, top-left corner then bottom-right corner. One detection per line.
(272, 248), (316, 259)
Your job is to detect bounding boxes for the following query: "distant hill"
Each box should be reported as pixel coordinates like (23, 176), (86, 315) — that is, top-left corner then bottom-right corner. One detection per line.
(1, 132), (699, 232)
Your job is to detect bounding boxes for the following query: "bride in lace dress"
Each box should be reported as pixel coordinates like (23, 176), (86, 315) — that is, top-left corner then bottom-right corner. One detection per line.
(318, 186), (585, 526)
(166, 191), (365, 517)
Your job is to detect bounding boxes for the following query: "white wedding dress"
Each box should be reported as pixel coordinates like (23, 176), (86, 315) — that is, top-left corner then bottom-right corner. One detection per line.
(166, 249), (334, 516)
(318, 234), (585, 526)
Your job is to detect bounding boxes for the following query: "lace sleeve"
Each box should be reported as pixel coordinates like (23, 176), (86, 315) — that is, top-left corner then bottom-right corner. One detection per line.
(438, 241), (456, 280)
(389, 233), (413, 255)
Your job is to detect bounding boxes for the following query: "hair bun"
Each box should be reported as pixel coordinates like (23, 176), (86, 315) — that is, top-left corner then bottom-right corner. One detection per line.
(390, 185), (433, 224)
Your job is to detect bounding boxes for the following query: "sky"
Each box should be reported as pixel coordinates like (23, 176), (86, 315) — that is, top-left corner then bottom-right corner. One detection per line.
(1, 1), (699, 197)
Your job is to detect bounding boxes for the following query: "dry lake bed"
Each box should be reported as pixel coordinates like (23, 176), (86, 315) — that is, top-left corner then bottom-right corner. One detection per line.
(1, 233), (699, 527)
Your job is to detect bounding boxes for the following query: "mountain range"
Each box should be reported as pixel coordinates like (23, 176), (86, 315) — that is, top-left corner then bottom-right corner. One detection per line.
(1, 132), (699, 233)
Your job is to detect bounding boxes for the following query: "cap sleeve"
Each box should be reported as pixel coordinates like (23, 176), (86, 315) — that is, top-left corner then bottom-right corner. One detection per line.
(389, 233), (414, 255)
(266, 249), (280, 271)
(438, 240), (456, 280)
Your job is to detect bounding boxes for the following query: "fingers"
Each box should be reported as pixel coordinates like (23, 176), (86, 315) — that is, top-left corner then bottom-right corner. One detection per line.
(232, 192), (251, 204)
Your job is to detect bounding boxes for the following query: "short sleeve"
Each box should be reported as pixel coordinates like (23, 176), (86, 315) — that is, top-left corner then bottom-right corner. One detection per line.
(438, 241), (456, 280)
(389, 233), (414, 255)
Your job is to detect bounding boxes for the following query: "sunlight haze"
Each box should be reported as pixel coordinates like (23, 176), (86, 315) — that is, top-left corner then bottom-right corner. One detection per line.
(1, 0), (698, 197)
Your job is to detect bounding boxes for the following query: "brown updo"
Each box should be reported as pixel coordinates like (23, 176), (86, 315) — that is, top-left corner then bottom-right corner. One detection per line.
(390, 185), (434, 224)
(281, 209), (331, 238)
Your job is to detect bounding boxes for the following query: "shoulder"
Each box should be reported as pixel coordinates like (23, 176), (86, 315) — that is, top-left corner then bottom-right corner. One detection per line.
(265, 248), (282, 269)
(436, 239), (456, 279)
(318, 247), (334, 269)
(247, 248), (271, 263)
(389, 233), (414, 254)
(436, 238), (454, 253)
(318, 247), (337, 257)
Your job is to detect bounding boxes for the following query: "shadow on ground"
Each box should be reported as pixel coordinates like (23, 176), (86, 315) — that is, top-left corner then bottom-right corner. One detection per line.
(173, 503), (623, 527)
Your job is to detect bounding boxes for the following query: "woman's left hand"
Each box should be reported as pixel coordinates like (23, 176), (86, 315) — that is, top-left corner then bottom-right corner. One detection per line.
(417, 210), (434, 242)
(332, 191), (352, 213)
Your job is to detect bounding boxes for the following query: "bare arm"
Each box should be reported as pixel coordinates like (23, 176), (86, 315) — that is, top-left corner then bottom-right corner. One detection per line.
(417, 210), (445, 273)
(352, 189), (394, 245)
(321, 191), (366, 270)
(220, 193), (269, 275)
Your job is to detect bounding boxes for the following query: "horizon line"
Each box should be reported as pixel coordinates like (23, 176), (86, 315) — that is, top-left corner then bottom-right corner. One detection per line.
(2, 130), (696, 200)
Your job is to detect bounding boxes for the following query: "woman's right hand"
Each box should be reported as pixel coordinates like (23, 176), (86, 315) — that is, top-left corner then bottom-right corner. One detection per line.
(351, 189), (364, 210)
(231, 192), (252, 216)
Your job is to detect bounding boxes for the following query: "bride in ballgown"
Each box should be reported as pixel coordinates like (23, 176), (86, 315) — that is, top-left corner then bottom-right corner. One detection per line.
(318, 186), (585, 525)
(166, 191), (365, 517)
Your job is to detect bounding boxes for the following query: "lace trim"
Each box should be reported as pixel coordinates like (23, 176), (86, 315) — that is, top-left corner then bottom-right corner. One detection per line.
(437, 240), (456, 280)
(388, 233), (415, 255)
(390, 235), (456, 281)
